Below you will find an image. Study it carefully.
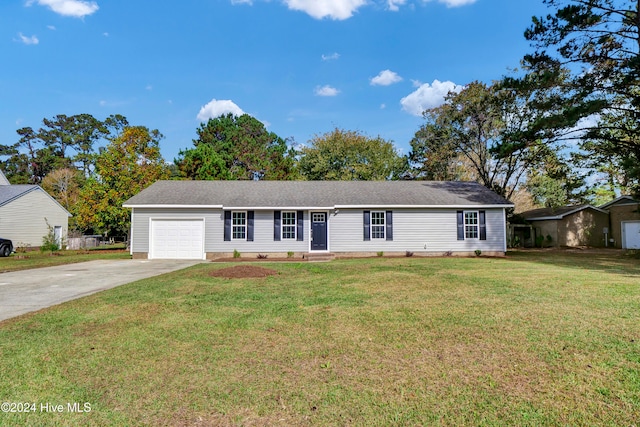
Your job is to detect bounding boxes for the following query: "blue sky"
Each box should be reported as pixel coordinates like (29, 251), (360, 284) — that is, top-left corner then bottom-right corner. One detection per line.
(1, 0), (548, 163)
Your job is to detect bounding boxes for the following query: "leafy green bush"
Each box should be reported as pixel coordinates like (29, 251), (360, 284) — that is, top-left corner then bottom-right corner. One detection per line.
(40, 221), (61, 253)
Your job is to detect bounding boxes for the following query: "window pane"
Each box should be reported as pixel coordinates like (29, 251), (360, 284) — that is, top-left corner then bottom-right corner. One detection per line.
(232, 212), (246, 239)
(282, 211), (297, 239)
(371, 211), (385, 239)
(464, 211), (478, 239)
(371, 226), (385, 239)
(232, 212), (246, 226)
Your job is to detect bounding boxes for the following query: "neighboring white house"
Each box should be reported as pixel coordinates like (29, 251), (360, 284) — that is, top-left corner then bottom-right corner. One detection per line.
(0, 169), (71, 249)
(123, 180), (513, 260)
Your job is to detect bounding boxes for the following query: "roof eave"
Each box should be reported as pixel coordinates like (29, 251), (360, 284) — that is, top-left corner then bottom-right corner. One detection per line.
(124, 204), (224, 209)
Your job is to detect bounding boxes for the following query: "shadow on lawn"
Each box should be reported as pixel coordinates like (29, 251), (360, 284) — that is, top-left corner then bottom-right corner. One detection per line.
(506, 248), (640, 277)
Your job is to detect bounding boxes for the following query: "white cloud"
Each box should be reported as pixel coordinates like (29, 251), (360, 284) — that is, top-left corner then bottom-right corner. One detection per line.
(370, 69), (403, 86)
(47, 25), (56, 30)
(400, 79), (462, 116)
(283, 0), (366, 20)
(26, 0), (99, 18)
(314, 85), (340, 96)
(231, 0), (252, 4)
(197, 99), (245, 121)
(17, 33), (39, 45)
(322, 52), (340, 61)
(387, 0), (407, 11)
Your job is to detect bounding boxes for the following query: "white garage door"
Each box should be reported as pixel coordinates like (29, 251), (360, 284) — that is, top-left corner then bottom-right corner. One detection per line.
(151, 219), (204, 259)
(622, 221), (640, 249)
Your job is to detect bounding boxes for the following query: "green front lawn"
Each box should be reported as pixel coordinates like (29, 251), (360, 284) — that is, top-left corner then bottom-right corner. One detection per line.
(0, 251), (638, 426)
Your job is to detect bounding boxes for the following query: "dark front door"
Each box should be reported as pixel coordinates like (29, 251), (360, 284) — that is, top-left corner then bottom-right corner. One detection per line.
(311, 212), (328, 251)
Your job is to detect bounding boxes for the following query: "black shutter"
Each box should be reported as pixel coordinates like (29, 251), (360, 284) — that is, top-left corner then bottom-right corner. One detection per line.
(224, 211), (231, 241)
(247, 211), (254, 242)
(385, 210), (393, 241)
(457, 211), (464, 241)
(297, 211), (304, 241)
(274, 211), (281, 241)
(363, 211), (371, 241)
(479, 210), (486, 241)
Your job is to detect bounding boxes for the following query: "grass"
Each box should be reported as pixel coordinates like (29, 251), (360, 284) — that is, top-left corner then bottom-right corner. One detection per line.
(0, 245), (130, 273)
(0, 251), (639, 426)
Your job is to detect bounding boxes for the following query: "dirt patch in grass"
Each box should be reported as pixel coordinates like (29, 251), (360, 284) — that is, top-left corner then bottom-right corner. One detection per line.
(209, 265), (278, 278)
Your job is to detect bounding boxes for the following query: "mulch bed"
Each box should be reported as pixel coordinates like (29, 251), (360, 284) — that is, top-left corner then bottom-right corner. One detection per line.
(209, 265), (278, 279)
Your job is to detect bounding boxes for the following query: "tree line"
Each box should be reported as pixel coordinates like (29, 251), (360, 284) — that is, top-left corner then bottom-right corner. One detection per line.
(0, 112), (407, 238)
(2, 0), (639, 237)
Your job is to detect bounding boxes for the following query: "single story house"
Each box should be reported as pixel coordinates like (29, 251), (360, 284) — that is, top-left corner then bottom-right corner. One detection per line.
(520, 205), (610, 247)
(123, 180), (513, 260)
(599, 196), (640, 249)
(0, 169), (71, 249)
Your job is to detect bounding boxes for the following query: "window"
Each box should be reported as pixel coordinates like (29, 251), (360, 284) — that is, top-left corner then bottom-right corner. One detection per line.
(312, 212), (326, 223)
(371, 211), (386, 239)
(282, 211), (297, 240)
(232, 211), (246, 240)
(364, 210), (393, 241)
(464, 211), (479, 239)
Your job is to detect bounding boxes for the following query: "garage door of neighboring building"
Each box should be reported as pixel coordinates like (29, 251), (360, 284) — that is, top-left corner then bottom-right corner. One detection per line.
(151, 219), (204, 259)
(622, 221), (640, 249)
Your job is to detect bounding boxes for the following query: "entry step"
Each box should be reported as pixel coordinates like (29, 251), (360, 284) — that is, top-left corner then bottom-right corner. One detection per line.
(304, 253), (335, 262)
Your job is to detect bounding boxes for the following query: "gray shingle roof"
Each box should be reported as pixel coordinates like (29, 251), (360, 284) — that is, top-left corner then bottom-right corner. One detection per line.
(0, 185), (39, 207)
(124, 180), (513, 208)
(521, 204), (607, 220)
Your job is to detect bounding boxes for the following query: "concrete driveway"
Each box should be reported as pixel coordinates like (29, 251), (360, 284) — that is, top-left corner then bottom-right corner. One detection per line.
(0, 259), (202, 322)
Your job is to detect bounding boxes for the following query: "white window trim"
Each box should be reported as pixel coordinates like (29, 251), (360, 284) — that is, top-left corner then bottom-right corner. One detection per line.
(370, 210), (386, 240)
(232, 211), (247, 241)
(464, 210), (479, 240)
(282, 211), (297, 240)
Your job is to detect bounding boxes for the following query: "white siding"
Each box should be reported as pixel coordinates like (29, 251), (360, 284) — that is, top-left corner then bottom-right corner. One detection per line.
(329, 208), (506, 254)
(130, 209), (309, 254)
(209, 210), (309, 253)
(130, 207), (508, 256)
(0, 190), (69, 248)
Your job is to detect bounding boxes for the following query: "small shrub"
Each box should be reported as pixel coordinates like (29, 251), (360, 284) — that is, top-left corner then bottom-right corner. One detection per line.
(405, 251), (414, 257)
(287, 251), (294, 258)
(257, 254), (268, 259)
(377, 251), (384, 257)
(535, 235), (544, 248)
(40, 221), (61, 253)
(546, 235), (553, 246)
(475, 249), (482, 256)
(233, 249), (241, 259)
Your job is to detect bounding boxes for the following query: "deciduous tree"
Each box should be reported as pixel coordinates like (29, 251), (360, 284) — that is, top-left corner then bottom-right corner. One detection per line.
(298, 128), (407, 180)
(41, 168), (84, 211)
(409, 82), (553, 199)
(76, 126), (169, 237)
